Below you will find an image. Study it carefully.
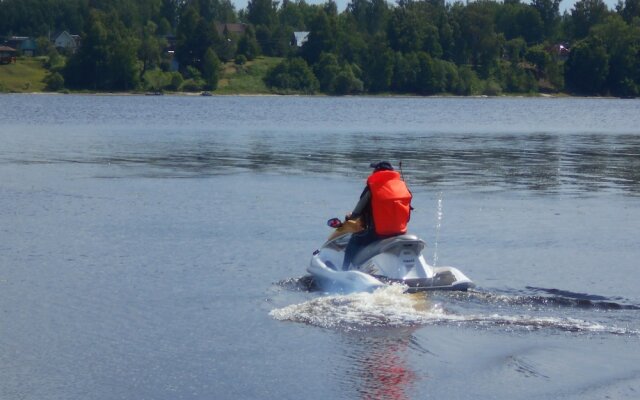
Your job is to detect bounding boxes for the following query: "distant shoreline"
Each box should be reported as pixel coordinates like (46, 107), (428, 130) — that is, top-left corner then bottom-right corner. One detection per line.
(1, 57), (633, 100)
(1, 91), (627, 100)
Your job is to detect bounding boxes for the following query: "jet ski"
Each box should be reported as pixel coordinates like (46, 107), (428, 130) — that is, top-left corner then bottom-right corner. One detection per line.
(308, 218), (474, 293)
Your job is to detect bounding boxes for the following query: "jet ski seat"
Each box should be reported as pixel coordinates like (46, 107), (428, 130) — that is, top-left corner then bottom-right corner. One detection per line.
(352, 234), (426, 266)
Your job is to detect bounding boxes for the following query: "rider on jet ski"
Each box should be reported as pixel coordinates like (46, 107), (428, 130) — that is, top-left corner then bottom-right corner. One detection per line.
(342, 161), (413, 269)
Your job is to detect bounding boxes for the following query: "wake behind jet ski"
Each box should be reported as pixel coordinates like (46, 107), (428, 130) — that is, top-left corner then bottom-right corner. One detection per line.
(307, 161), (473, 292)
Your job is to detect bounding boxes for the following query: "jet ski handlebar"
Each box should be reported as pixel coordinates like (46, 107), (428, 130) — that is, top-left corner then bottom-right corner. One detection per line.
(327, 217), (343, 228)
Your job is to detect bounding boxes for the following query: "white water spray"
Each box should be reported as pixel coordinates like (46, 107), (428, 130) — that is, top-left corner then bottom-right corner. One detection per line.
(269, 285), (637, 334)
(433, 191), (443, 267)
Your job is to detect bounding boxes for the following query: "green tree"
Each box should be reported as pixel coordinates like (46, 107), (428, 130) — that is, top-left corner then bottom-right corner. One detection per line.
(110, 35), (141, 91)
(496, 3), (544, 44)
(44, 71), (65, 91)
(591, 15), (640, 97)
(362, 37), (394, 92)
(331, 64), (364, 94)
(218, 25), (238, 61)
(505, 37), (527, 63)
(335, 14), (368, 64)
(455, 65), (481, 95)
(525, 44), (550, 70)
(388, 8), (425, 54)
(202, 47), (221, 90)
(617, 0), (640, 23)
(414, 52), (447, 94)
(314, 52), (341, 91)
(168, 71), (184, 90)
(570, 0), (611, 39)
(279, 0), (306, 29)
(531, 0), (561, 39)
(270, 24), (296, 57)
(264, 57), (319, 93)
(181, 65), (205, 91)
(143, 69), (171, 91)
(246, 0), (277, 27)
(36, 36), (55, 57)
(346, 0), (390, 37)
(64, 10), (141, 91)
(176, 5), (221, 69)
(392, 51), (420, 93)
(0, 0), (85, 37)
(64, 10), (111, 89)
(301, 9), (336, 65)
(502, 62), (537, 93)
(457, 1), (502, 78)
(237, 25), (261, 60)
(565, 37), (610, 94)
(139, 21), (165, 75)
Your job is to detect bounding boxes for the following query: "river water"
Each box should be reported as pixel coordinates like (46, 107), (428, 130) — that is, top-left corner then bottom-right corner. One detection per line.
(1, 94), (639, 399)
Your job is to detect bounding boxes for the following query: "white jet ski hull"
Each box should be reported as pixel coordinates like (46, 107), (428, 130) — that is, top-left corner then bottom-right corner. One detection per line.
(308, 231), (474, 293)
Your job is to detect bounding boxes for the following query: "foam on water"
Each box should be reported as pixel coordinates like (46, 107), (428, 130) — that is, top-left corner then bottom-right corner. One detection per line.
(270, 284), (434, 330)
(270, 285), (638, 335)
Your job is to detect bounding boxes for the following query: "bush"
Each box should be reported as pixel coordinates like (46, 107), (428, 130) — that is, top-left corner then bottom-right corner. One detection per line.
(483, 79), (503, 96)
(264, 58), (319, 93)
(168, 72), (184, 91)
(331, 65), (363, 95)
(44, 72), (65, 91)
(235, 55), (247, 65)
(503, 64), (538, 93)
(314, 53), (341, 92)
(181, 78), (204, 92)
(184, 66), (202, 80)
(455, 66), (481, 95)
(237, 29), (260, 61)
(143, 69), (170, 92)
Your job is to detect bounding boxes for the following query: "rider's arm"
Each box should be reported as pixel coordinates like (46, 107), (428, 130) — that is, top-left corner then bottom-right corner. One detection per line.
(349, 188), (371, 219)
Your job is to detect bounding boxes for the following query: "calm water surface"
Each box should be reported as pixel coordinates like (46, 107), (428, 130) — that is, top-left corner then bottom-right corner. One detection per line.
(1, 94), (639, 399)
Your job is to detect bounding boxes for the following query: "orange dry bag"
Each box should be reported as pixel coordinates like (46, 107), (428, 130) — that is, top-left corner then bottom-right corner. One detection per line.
(367, 170), (412, 235)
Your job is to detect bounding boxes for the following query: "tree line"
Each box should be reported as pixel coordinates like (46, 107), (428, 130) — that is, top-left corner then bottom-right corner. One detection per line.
(1, 0), (639, 96)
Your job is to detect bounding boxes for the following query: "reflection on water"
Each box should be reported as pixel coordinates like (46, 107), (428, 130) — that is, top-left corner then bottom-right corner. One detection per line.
(1, 96), (639, 194)
(6, 132), (639, 195)
(340, 331), (420, 400)
(152, 133), (638, 194)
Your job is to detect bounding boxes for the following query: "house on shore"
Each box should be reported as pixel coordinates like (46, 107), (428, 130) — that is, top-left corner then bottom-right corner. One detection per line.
(292, 31), (310, 47)
(53, 31), (81, 53)
(5, 37), (37, 56)
(0, 45), (17, 64)
(215, 23), (247, 38)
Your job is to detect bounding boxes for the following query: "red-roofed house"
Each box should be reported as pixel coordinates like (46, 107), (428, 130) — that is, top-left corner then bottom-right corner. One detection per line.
(0, 45), (17, 64)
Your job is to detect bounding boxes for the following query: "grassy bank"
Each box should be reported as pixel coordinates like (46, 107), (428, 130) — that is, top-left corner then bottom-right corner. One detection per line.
(216, 57), (281, 94)
(0, 57), (48, 92)
(0, 55), (282, 95)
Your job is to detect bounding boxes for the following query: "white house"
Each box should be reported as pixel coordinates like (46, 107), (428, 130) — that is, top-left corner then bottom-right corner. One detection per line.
(292, 31), (310, 47)
(53, 31), (81, 53)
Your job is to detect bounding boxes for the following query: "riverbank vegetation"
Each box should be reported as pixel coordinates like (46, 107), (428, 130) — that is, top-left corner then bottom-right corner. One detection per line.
(1, 0), (639, 97)
(0, 57), (48, 92)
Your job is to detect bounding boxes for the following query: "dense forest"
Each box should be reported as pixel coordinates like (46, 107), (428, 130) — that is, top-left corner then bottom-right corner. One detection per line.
(1, 0), (639, 96)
